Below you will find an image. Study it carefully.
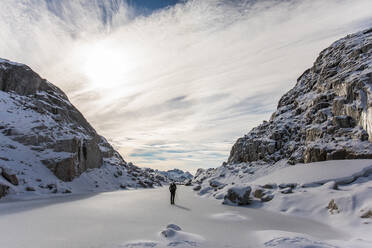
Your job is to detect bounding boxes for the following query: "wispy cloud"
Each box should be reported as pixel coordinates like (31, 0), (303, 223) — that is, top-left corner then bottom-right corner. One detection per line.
(1, 0), (372, 172)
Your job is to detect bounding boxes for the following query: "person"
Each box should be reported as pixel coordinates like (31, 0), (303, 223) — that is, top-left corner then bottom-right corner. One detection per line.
(169, 182), (177, 205)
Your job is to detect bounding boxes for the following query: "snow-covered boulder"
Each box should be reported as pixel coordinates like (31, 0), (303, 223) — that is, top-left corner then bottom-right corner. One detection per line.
(223, 186), (252, 205)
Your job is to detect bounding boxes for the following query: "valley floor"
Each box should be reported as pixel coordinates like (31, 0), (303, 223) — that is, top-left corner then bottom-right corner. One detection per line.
(0, 186), (358, 248)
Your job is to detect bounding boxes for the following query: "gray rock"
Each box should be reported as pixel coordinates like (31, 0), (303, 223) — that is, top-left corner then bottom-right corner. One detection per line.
(0, 184), (9, 198)
(280, 187), (293, 194)
(166, 224), (182, 231)
(1, 169), (19, 186)
(209, 180), (225, 189)
(26, 186), (36, 191)
(262, 183), (276, 189)
(193, 185), (201, 191)
(223, 186), (251, 205)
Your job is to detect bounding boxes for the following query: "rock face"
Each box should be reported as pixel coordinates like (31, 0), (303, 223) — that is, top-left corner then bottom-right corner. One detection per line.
(228, 28), (372, 165)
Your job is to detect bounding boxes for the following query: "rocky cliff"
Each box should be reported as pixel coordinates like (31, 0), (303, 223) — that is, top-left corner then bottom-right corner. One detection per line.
(191, 28), (372, 210)
(0, 58), (161, 199)
(228, 28), (372, 166)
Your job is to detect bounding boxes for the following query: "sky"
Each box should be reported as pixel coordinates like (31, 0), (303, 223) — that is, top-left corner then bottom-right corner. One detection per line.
(0, 0), (372, 173)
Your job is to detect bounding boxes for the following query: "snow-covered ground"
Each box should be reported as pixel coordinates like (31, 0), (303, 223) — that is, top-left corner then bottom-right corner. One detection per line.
(0, 186), (349, 248)
(192, 159), (372, 247)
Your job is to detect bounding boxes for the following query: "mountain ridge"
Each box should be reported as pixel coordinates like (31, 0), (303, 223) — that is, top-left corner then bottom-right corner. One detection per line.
(0, 58), (164, 199)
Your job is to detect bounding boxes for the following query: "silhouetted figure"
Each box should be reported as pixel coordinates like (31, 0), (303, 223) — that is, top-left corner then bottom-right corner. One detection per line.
(169, 182), (177, 205)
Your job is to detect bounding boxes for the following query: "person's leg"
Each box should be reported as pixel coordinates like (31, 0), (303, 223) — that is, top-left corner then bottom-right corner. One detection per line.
(170, 192), (173, 204)
(173, 192), (176, 204)
(171, 192), (175, 204)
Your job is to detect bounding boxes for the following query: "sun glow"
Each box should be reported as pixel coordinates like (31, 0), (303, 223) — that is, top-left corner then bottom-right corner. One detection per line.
(81, 39), (138, 90)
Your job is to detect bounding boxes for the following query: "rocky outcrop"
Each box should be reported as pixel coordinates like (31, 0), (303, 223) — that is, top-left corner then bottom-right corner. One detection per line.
(228, 28), (372, 165)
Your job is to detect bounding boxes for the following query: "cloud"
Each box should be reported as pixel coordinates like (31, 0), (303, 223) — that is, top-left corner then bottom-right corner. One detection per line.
(1, 0), (372, 172)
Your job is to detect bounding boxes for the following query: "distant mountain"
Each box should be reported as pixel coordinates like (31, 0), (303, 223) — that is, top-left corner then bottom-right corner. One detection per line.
(141, 168), (193, 184)
(158, 169), (193, 183)
(0, 58), (162, 199)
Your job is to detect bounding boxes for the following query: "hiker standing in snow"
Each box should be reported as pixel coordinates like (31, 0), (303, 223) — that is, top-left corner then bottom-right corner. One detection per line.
(169, 182), (177, 205)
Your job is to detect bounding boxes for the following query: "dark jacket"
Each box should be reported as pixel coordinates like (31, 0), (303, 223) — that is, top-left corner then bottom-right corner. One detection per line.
(169, 183), (177, 193)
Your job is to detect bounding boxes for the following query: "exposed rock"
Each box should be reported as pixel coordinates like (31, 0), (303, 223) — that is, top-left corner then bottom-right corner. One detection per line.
(166, 224), (182, 231)
(253, 187), (273, 202)
(223, 186), (251, 205)
(361, 210), (372, 218)
(278, 183), (297, 189)
(280, 187), (293, 194)
(260, 194), (274, 202)
(262, 183), (276, 189)
(332, 116), (355, 128)
(26, 186), (35, 191)
(184, 179), (192, 186)
(1, 168), (19, 186)
(327, 199), (340, 214)
(209, 180), (226, 189)
(193, 185), (201, 191)
(253, 188), (265, 198)
(0, 184), (9, 198)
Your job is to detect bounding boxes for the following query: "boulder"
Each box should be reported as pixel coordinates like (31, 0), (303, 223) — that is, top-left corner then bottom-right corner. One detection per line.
(0, 184), (9, 198)
(193, 185), (201, 191)
(361, 210), (372, 219)
(253, 188), (264, 198)
(209, 180), (226, 189)
(262, 183), (276, 189)
(166, 224), (182, 231)
(223, 186), (251, 205)
(26, 186), (35, 191)
(327, 199), (340, 214)
(184, 179), (192, 186)
(1, 169), (19, 186)
(280, 187), (293, 194)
